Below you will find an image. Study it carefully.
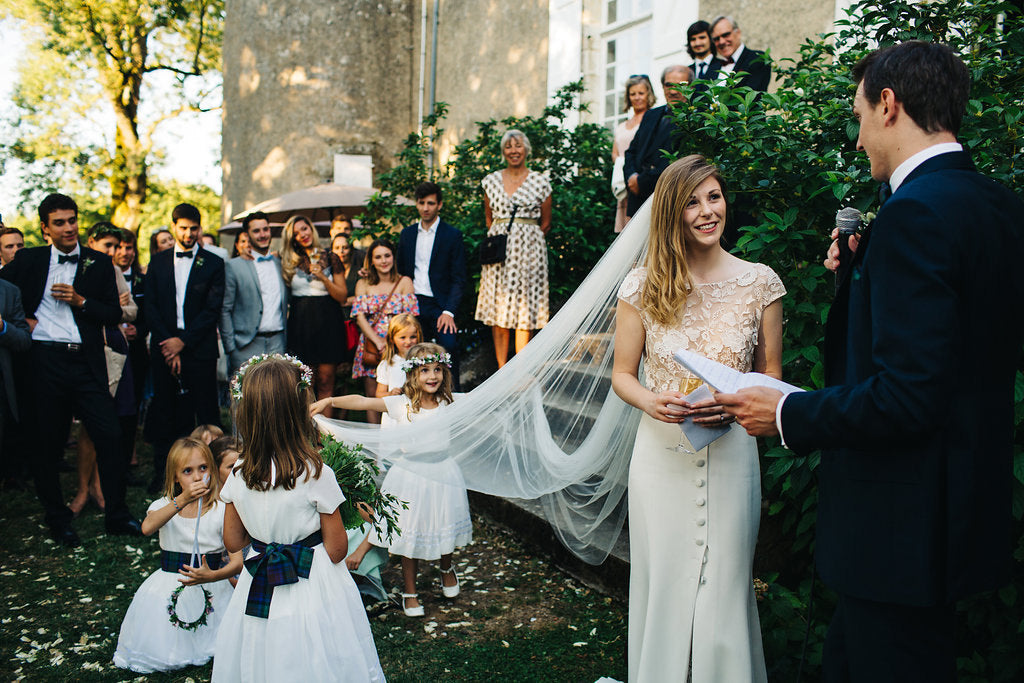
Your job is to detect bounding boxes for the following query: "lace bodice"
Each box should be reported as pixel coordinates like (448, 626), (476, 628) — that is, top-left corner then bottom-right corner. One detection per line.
(618, 264), (785, 393)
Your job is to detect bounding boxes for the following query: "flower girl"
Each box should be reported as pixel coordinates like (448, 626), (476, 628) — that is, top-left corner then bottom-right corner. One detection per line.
(310, 342), (473, 617)
(112, 437), (241, 673)
(375, 313), (422, 399)
(212, 354), (385, 682)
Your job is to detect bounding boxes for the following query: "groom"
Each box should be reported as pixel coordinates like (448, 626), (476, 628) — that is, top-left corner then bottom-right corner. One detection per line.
(717, 42), (1024, 680)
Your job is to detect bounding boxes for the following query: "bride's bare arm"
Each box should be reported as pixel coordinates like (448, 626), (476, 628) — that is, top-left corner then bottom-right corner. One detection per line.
(611, 299), (687, 423)
(752, 300), (784, 380)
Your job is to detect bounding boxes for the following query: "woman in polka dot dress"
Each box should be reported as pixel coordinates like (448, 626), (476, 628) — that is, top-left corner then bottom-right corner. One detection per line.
(474, 129), (552, 368)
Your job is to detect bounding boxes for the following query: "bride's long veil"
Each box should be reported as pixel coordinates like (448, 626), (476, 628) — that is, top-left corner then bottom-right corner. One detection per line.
(316, 201), (652, 564)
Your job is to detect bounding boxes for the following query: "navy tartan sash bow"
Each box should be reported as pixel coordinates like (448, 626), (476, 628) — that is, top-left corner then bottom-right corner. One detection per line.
(244, 530), (322, 618)
(160, 550), (224, 573)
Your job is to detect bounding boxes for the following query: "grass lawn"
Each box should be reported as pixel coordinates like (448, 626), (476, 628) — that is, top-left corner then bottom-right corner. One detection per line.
(0, 433), (628, 682)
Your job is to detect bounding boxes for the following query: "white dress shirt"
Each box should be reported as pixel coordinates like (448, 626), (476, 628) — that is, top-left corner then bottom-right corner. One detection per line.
(413, 217), (439, 299)
(775, 141), (966, 447)
(694, 55), (715, 79)
(253, 253), (285, 332)
(717, 44), (746, 77)
(173, 244), (198, 330)
(33, 245), (83, 344)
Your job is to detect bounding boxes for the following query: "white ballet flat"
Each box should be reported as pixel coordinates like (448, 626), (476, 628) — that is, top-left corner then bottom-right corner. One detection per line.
(401, 593), (425, 617)
(440, 566), (460, 598)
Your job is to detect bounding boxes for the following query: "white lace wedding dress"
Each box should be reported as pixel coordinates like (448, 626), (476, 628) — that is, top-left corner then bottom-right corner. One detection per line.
(618, 264), (784, 683)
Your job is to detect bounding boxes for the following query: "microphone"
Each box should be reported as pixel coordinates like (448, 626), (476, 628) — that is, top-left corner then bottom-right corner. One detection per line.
(834, 207), (861, 293)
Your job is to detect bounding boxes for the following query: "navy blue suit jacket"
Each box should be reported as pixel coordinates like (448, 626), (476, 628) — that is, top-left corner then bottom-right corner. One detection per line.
(397, 220), (467, 315)
(782, 151), (1024, 606)
(622, 105), (679, 216)
(145, 248), (225, 361)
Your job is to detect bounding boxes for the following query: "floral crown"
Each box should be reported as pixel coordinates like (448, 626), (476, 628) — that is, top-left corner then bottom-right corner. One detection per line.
(230, 353), (313, 400)
(400, 352), (452, 373)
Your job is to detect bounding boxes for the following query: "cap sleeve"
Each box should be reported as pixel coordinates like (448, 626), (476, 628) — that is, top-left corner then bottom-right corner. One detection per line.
(617, 267), (646, 310)
(754, 264), (786, 309)
(382, 394), (408, 420)
(219, 469), (240, 504)
(310, 465), (345, 514)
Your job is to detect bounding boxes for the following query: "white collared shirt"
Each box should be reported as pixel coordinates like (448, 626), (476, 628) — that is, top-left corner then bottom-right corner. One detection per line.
(694, 55), (714, 79)
(252, 253), (285, 332)
(718, 44), (746, 77)
(33, 245), (83, 344)
(413, 217), (439, 298)
(888, 142), (963, 193)
(774, 141), (966, 447)
(173, 244), (198, 330)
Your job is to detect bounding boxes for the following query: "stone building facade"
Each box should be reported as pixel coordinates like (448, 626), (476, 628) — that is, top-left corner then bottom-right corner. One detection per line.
(222, 0), (851, 223)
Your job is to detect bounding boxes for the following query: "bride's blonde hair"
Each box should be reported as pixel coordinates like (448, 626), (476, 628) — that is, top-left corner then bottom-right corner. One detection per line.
(642, 155), (728, 325)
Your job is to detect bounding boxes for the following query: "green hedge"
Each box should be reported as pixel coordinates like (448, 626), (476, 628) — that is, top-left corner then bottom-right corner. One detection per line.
(673, 1), (1024, 678)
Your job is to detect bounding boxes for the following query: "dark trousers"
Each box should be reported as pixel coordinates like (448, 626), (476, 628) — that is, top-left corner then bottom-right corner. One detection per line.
(148, 349), (219, 487)
(823, 592), (956, 683)
(415, 294), (460, 390)
(31, 344), (128, 529)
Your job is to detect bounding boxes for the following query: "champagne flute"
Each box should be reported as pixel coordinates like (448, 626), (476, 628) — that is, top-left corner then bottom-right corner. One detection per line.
(667, 376), (704, 453)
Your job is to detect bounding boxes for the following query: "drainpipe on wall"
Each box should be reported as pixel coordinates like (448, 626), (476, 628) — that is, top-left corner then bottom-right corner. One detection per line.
(427, 0), (440, 170)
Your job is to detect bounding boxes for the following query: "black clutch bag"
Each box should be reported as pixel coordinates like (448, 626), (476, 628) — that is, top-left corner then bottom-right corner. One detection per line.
(479, 203), (518, 265)
(479, 234), (507, 265)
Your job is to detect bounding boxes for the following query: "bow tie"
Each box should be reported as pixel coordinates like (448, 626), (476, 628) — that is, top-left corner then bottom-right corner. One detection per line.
(175, 251), (193, 259)
(255, 254), (274, 262)
(721, 56), (734, 65)
(58, 254), (79, 264)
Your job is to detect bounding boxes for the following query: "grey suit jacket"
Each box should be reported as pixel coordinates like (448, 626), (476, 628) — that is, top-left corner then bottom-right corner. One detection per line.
(0, 279), (32, 420)
(220, 255), (289, 352)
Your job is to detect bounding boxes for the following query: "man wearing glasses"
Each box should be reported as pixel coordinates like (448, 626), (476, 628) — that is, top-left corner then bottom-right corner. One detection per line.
(709, 15), (771, 91)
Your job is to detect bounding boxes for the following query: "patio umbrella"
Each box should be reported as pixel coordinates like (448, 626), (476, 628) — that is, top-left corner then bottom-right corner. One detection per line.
(230, 183), (409, 225)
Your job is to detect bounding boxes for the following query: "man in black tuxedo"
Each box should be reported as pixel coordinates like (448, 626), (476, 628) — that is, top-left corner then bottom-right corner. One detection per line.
(1, 193), (141, 545)
(708, 16), (771, 91)
(397, 182), (467, 388)
(145, 203), (224, 490)
(622, 65), (693, 218)
(718, 42), (1024, 681)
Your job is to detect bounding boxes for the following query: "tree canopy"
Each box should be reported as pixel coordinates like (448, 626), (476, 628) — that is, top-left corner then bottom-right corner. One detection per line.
(0, 0), (223, 232)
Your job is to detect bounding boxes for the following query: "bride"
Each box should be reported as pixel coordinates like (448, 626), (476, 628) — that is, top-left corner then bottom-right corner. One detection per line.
(612, 155), (784, 681)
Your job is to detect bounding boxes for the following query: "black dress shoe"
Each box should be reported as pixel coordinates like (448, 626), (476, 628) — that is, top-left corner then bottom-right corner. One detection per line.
(51, 525), (82, 548)
(105, 519), (143, 536)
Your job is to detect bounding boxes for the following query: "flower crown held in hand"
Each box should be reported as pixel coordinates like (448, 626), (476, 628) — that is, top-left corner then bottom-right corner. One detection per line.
(401, 352), (452, 373)
(230, 353), (313, 401)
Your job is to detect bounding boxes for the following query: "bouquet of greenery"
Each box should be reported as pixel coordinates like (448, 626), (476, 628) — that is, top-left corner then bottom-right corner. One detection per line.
(318, 434), (406, 542)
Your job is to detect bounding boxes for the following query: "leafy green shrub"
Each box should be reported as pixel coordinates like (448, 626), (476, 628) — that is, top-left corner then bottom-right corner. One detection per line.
(359, 82), (615, 354)
(671, 0), (1024, 677)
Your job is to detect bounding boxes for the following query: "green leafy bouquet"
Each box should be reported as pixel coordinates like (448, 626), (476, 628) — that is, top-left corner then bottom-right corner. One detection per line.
(318, 434), (406, 542)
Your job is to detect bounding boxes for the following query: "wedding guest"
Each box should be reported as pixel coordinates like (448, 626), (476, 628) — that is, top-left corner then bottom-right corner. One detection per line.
(144, 203), (225, 493)
(330, 212), (353, 239)
(69, 222), (138, 516)
(201, 232), (229, 260)
(1, 193), (141, 545)
(709, 16), (771, 91)
(0, 278), (31, 490)
(114, 228), (148, 474)
(612, 75), (655, 232)
(474, 130), (552, 368)
(351, 238), (417, 423)
(221, 211), (288, 373)
(397, 182), (467, 389)
(230, 231), (251, 260)
(149, 228), (174, 260)
(0, 227), (25, 268)
(331, 232), (363, 377)
(280, 215), (348, 412)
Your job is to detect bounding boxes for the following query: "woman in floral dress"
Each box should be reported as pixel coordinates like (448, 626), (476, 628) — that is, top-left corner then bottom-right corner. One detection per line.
(352, 238), (418, 423)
